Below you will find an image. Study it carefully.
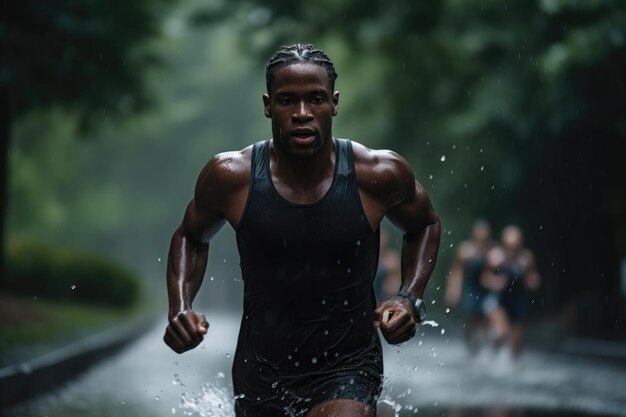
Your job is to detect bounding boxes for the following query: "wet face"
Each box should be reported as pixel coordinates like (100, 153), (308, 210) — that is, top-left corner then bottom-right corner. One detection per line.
(263, 63), (339, 159)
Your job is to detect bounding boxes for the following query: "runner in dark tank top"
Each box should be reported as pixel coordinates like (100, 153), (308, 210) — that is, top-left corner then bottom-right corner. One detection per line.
(163, 44), (441, 417)
(233, 139), (383, 415)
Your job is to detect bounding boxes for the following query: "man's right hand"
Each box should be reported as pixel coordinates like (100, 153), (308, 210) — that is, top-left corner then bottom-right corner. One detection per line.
(163, 310), (209, 354)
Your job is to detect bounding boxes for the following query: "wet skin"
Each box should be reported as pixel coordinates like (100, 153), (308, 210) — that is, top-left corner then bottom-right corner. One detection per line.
(164, 63), (441, 416)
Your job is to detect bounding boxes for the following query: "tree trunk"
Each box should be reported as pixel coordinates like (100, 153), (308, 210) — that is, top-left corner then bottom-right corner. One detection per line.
(0, 90), (10, 279)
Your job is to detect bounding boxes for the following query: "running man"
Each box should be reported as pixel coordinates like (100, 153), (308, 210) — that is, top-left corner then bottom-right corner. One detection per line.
(444, 219), (494, 354)
(163, 44), (441, 417)
(481, 225), (540, 359)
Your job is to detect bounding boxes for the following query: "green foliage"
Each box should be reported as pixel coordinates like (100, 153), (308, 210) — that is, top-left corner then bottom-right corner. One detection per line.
(4, 240), (142, 308)
(0, 0), (177, 121)
(0, 296), (136, 346)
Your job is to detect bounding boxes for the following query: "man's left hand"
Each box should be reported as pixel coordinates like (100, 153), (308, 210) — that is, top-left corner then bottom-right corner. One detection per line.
(373, 297), (417, 344)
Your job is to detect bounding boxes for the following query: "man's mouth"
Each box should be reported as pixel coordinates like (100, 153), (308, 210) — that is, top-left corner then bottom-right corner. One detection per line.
(290, 128), (316, 145)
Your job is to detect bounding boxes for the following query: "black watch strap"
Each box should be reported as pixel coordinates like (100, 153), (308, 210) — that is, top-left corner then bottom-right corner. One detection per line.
(397, 291), (426, 323)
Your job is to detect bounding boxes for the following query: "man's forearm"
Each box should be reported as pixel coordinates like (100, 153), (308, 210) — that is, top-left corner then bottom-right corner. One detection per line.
(399, 220), (441, 298)
(166, 228), (209, 320)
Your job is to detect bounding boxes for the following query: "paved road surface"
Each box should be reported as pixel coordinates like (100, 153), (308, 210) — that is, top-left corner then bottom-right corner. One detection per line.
(5, 312), (626, 417)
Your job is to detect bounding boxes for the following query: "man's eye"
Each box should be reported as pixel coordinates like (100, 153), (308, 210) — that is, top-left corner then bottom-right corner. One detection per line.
(312, 97), (324, 104)
(279, 98), (293, 105)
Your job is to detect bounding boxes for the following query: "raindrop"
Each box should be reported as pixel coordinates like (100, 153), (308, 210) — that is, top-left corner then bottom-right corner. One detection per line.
(71, 285), (76, 290)
(445, 308), (450, 314)
(311, 357), (318, 364)
(157, 257), (162, 262)
(429, 174), (434, 180)
(272, 381), (278, 388)
(217, 372), (225, 378)
(225, 353), (231, 358)
(480, 166), (485, 171)
(440, 155), (446, 162)
(171, 408), (176, 414)
(347, 268), (351, 273)
(343, 300), (349, 305)
(210, 276), (214, 281)
(155, 396), (160, 401)
(440, 329), (446, 335)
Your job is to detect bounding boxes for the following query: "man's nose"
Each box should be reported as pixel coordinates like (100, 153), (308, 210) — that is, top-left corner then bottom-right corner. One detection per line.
(292, 101), (313, 122)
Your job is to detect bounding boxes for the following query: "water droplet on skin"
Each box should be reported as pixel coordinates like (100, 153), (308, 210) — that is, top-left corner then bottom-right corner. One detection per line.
(440, 155), (446, 162)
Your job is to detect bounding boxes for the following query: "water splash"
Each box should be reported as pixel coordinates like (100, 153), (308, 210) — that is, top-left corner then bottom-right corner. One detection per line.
(421, 320), (439, 327)
(178, 374), (239, 417)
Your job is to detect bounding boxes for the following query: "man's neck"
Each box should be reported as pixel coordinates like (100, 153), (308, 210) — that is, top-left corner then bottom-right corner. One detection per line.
(270, 138), (336, 188)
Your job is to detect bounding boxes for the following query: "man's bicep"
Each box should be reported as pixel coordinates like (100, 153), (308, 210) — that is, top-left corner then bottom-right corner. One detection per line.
(386, 180), (439, 234)
(180, 199), (226, 246)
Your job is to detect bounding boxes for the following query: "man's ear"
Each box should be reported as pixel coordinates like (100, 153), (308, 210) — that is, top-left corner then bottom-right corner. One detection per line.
(263, 94), (271, 118)
(332, 91), (339, 116)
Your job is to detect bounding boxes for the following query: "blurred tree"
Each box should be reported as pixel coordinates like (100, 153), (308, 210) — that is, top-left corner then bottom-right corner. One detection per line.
(189, 0), (626, 336)
(0, 0), (176, 273)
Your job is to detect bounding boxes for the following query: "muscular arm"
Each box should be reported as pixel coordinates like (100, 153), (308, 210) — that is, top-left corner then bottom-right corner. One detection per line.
(359, 148), (440, 344)
(387, 179), (441, 300)
(164, 151), (248, 353)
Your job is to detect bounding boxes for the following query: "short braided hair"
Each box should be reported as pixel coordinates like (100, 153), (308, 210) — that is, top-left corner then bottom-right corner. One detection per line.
(265, 44), (338, 93)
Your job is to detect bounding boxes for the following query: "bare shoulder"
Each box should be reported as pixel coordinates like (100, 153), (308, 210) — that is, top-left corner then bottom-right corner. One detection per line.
(195, 145), (253, 210)
(351, 141), (417, 206)
(351, 141), (414, 180)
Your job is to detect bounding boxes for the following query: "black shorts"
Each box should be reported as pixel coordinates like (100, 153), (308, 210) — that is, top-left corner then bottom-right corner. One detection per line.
(234, 363), (382, 417)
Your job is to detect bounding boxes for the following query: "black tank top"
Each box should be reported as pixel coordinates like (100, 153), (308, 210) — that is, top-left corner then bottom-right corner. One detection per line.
(233, 138), (381, 389)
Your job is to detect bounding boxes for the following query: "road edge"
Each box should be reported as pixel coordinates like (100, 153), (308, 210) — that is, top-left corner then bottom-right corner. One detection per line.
(0, 313), (156, 409)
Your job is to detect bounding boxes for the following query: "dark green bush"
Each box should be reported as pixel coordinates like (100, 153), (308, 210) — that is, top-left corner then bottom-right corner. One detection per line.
(4, 240), (142, 308)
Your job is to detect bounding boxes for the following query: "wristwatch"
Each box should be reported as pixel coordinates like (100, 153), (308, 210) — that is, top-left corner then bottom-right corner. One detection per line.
(397, 291), (427, 323)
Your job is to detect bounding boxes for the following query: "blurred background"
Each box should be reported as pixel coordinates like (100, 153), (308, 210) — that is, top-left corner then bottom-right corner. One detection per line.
(1, 0), (625, 416)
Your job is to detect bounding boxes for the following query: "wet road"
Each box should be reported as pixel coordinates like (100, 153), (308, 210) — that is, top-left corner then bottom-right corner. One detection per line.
(5, 312), (626, 417)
